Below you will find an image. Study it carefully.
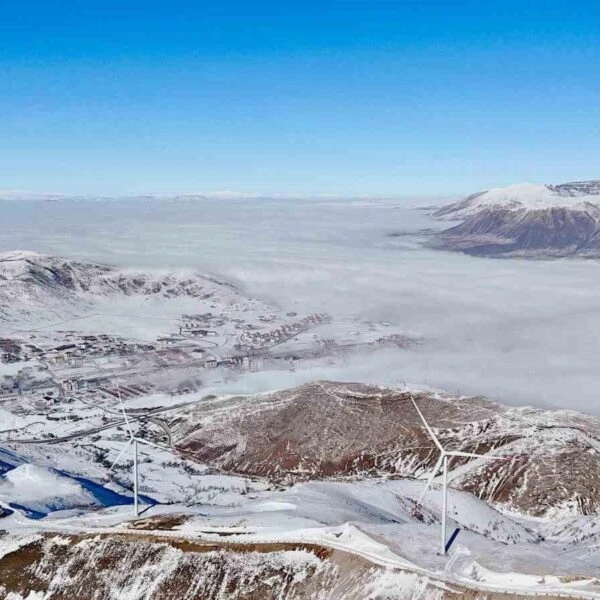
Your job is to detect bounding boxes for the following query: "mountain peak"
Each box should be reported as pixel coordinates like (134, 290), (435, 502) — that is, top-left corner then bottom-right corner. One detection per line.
(432, 179), (600, 258)
(436, 179), (600, 221)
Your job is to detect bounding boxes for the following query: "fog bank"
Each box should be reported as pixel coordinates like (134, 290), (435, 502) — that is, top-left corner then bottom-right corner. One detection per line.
(1, 195), (598, 414)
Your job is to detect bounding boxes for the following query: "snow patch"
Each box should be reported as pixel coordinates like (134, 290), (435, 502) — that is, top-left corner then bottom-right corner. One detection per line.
(0, 464), (95, 515)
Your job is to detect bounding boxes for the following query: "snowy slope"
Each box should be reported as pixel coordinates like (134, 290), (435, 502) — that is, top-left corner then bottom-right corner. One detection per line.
(0, 250), (265, 328)
(0, 464), (96, 516)
(1, 479), (599, 599)
(2, 380), (600, 597)
(0, 529), (452, 600)
(435, 181), (600, 220)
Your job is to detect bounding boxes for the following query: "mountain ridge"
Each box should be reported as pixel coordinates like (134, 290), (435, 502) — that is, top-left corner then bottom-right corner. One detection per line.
(431, 180), (600, 257)
(0, 251), (242, 325)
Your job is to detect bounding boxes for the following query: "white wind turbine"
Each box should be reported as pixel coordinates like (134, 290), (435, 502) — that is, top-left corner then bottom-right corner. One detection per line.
(409, 393), (506, 555)
(108, 383), (171, 516)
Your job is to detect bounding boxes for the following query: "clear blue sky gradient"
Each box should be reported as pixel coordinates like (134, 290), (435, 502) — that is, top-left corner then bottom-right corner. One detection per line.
(1, 1), (599, 196)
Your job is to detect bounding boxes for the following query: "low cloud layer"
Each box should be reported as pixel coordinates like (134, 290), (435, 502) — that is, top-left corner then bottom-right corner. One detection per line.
(2, 195), (599, 414)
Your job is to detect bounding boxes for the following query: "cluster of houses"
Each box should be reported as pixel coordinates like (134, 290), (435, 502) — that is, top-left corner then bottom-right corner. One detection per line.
(0, 309), (335, 406)
(200, 354), (264, 371)
(60, 377), (150, 399)
(175, 322), (219, 338)
(0, 352), (22, 364)
(0, 337), (28, 364)
(0, 331), (160, 403)
(41, 334), (156, 366)
(0, 367), (152, 404)
(239, 313), (330, 348)
(180, 313), (226, 328)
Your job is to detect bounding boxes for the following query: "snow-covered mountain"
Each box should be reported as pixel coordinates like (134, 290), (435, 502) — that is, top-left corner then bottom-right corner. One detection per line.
(0, 251), (240, 325)
(170, 381), (600, 519)
(435, 182), (600, 220)
(432, 180), (600, 257)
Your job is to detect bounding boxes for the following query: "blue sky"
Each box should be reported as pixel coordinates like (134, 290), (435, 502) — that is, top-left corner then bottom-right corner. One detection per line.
(1, 1), (599, 196)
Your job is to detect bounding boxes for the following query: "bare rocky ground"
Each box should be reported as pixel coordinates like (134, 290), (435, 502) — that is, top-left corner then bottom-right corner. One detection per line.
(170, 381), (600, 518)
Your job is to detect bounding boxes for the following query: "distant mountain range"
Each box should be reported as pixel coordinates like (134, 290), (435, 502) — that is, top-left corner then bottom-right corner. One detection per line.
(431, 180), (600, 257)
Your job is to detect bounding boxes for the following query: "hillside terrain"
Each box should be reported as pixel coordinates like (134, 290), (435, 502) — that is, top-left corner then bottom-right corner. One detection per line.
(170, 381), (600, 518)
(0, 531), (455, 600)
(5, 528), (586, 600)
(0, 250), (243, 326)
(431, 181), (600, 257)
(3, 380), (600, 598)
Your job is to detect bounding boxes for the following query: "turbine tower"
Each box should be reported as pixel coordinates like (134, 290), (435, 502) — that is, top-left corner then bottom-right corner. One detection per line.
(409, 393), (505, 555)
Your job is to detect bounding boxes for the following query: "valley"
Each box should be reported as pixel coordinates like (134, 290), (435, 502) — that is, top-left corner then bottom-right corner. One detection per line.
(1, 248), (599, 599)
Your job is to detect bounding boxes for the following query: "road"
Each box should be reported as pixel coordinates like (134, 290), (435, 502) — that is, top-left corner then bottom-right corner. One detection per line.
(3, 397), (202, 445)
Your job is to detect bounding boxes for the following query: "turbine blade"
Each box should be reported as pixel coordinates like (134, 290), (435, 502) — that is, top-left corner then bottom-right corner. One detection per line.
(446, 451), (507, 460)
(415, 453), (444, 507)
(409, 394), (443, 451)
(108, 438), (133, 473)
(116, 381), (133, 437)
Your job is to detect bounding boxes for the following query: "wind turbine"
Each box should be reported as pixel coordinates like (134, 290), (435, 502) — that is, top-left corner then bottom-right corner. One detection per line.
(409, 393), (505, 555)
(108, 382), (171, 516)
(85, 358), (171, 515)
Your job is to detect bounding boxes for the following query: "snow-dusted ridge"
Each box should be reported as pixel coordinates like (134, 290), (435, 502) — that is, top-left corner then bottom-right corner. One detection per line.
(3, 381), (600, 597)
(169, 381), (600, 520)
(0, 250), (253, 329)
(435, 181), (600, 220)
